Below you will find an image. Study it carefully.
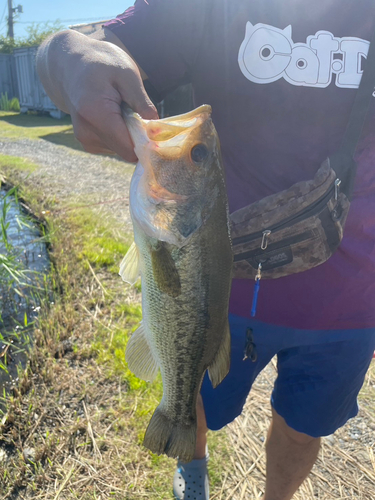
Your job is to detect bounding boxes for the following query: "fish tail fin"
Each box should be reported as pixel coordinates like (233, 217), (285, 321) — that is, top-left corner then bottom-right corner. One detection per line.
(143, 406), (196, 463)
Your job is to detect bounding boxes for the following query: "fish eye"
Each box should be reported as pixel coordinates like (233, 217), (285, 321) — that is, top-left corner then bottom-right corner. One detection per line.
(191, 144), (209, 163)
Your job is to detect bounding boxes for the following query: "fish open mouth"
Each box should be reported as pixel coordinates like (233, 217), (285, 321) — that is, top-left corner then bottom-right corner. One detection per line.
(122, 104), (212, 147)
(123, 103), (216, 210)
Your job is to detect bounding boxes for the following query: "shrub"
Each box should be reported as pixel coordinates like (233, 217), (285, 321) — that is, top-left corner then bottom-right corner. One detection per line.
(10, 97), (20, 112)
(0, 21), (64, 54)
(0, 93), (20, 112)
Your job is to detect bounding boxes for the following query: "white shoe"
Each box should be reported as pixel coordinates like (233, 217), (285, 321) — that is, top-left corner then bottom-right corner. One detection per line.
(173, 455), (209, 499)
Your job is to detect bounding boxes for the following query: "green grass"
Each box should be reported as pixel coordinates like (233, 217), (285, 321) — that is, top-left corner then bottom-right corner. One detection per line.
(114, 303), (143, 320)
(0, 154), (38, 172)
(65, 206), (150, 391)
(67, 206), (130, 274)
(92, 321), (152, 392)
(0, 111), (83, 151)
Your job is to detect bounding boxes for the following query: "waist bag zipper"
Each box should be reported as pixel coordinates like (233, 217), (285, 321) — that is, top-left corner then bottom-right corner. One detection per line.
(232, 177), (341, 248)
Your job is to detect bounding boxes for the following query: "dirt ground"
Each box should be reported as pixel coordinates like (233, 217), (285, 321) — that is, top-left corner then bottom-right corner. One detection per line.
(0, 115), (374, 499)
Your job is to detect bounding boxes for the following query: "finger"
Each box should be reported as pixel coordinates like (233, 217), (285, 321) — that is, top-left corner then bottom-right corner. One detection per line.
(115, 66), (159, 121)
(72, 113), (136, 160)
(72, 70), (155, 161)
(94, 108), (138, 161)
(76, 97), (139, 161)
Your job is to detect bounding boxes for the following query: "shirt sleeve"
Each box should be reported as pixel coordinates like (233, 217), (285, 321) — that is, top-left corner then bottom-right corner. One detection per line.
(103, 0), (208, 102)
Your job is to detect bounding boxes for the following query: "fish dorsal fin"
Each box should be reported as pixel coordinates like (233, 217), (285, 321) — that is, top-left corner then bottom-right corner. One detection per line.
(119, 241), (140, 285)
(208, 322), (231, 388)
(125, 322), (159, 382)
(151, 242), (181, 298)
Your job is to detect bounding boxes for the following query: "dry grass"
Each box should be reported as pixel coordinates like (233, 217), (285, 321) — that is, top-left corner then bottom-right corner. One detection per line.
(0, 166), (230, 500)
(0, 196), (173, 499)
(219, 360), (375, 499)
(0, 114), (374, 499)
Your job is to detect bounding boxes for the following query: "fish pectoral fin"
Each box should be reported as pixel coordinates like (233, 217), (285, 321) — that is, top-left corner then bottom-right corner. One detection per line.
(125, 322), (159, 382)
(151, 242), (181, 298)
(208, 322), (231, 388)
(119, 241), (140, 285)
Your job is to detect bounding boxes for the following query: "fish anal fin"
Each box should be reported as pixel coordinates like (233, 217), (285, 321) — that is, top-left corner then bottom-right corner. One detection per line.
(151, 242), (181, 298)
(125, 322), (158, 382)
(119, 241), (140, 285)
(208, 323), (231, 388)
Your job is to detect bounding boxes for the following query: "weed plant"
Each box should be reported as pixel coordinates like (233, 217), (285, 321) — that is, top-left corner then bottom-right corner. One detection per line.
(0, 185), (47, 376)
(0, 93), (20, 112)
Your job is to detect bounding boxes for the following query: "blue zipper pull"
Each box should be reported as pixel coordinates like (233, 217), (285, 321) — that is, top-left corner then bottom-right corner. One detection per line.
(251, 263), (262, 317)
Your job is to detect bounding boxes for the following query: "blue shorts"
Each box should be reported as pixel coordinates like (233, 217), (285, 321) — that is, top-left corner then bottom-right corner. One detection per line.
(201, 314), (375, 437)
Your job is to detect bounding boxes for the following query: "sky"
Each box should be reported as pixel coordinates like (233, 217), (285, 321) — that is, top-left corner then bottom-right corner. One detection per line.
(0, 0), (134, 38)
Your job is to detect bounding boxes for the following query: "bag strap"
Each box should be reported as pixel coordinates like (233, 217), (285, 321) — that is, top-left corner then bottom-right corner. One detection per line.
(340, 23), (375, 157)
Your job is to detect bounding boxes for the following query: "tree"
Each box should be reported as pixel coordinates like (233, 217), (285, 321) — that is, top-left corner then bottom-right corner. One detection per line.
(0, 21), (64, 53)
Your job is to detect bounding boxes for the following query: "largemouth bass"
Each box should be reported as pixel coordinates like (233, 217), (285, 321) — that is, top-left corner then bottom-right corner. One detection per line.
(120, 105), (233, 462)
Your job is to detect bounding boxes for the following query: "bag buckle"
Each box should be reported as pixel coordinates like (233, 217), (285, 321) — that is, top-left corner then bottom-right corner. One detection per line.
(261, 230), (271, 250)
(334, 178), (341, 201)
(332, 178), (342, 220)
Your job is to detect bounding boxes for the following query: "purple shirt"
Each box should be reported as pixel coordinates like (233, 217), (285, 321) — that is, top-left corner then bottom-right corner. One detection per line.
(105, 0), (375, 330)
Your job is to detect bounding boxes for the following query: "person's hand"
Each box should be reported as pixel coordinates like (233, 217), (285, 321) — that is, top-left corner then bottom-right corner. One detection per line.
(37, 30), (158, 162)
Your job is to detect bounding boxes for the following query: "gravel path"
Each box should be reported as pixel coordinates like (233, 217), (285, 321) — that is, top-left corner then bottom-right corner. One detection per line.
(0, 138), (135, 227)
(2, 136), (375, 499)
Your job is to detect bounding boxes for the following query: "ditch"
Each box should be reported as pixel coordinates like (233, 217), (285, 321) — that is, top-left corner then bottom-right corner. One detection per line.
(0, 188), (49, 398)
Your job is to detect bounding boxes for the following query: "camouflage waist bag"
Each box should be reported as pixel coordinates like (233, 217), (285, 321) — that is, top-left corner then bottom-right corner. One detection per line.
(232, 31), (375, 280)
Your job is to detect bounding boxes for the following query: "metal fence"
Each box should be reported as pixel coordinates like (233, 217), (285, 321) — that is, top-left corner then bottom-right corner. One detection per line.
(0, 53), (18, 100)
(13, 47), (64, 117)
(0, 46), (64, 118)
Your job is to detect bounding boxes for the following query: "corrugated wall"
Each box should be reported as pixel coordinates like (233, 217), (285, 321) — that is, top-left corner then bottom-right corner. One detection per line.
(0, 47), (62, 116)
(0, 54), (17, 99)
(13, 47), (59, 112)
